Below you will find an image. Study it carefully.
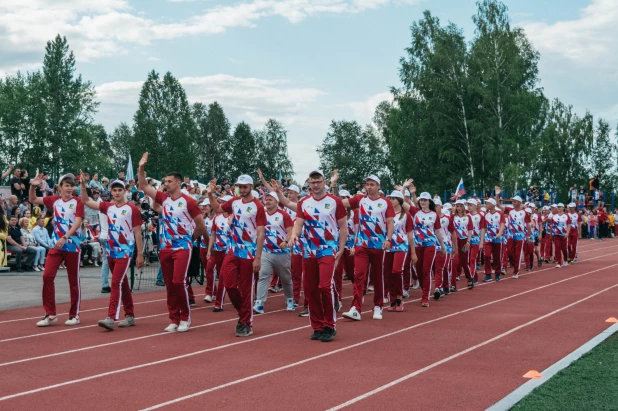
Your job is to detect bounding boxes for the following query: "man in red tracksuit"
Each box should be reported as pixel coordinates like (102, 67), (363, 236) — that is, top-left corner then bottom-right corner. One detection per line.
(496, 190), (531, 279)
(551, 203), (571, 268)
(208, 175), (266, 337)
(567, 203), (581, 263)
(481, 198), (505, 282)
(467, 198), (483, 282)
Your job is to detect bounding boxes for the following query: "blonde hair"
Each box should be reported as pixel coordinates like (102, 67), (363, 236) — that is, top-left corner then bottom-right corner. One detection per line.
(19, 217), (29, 228)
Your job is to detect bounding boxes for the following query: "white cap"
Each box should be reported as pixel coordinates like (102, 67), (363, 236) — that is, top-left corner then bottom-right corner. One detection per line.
(251, 190), (260, 198)
(199, 199), (210, 206)
(266, 191), (279, 201)
(455, 199), (466, 205)
(512, 195), (523, 202)
(339, 189), (351, 198)
(480, 207), (487, 212)
(466, 198), (477, 206)
(557, 202), (565, 207)
(443, 203), (453, 211)
(309, 169), (324, 178)
(220, 195), (233, 202)
(568, 202), (576, 208)
(378, 189), (384, 194)
(59, 173), (76, 184)
(235, 175), (254, 185)
(433, 197), (443, 206)
(110, 179), (126, 189)
(418, 192), (432, 200)
(542, 206), (549, 211)
(404, 189), (411, 197)
(288, 184), (300, 194)
(387, 190), (404, 200)
(529, 203), (537, 209)
(485, 198), (497, 206)
(525, 207), (532, 213)
(190, 180), (199, 185)
(365, 174), (380, 185)
(551, 203), (558, 208)
(181, 189), (190, 195)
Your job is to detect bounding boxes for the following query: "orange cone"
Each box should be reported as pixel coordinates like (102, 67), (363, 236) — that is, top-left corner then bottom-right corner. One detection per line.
(523, 370), (543, 379)
(606, 317), (618, 323)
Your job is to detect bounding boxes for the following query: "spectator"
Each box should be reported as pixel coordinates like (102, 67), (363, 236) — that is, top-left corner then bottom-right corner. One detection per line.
(0, 206), (7, 268)
(22, 209), (36, 230)
(6, 215), (36, 272)
(598, 207), (608, 240)
(83, 188), (100, 231)
(550, 189), (558, 204)
(613, 209), (618, 237)
(32, 216), (52, 252)
(18, 198), (30, 218)
(181, 175), (191, 189)
(569, 186), (577, 203)
(80, 218), (101, 267)
(10, 168), (24, 200)
(588, 211), (597, 240)
(88, 173), (104, 192)
(543, 190), (550, 206)
(1, 163), (14, 181)
(609, 211), (615, 238)
(7, 195), (19, 217)
(19, 217), (46, 271)
(100, 177), (110, 199)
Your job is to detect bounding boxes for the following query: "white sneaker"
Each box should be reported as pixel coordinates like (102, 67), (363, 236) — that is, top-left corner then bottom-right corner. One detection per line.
(164, 323), (179, 332)
(65, 316), (80, 326)
(555, 264), (561, 269)
(177, 320), (191, 332)
(335, 300), (343, 312)
(512, 274), (519, 279)
(562, 262), (568, 267)
(373, 306), (383, 320)
(383, 297), (390, 304)
(94, 261), (99, 267)
(203, 295), (213, 303)
(33, 266), (41, 272)
(286, 298), (295, 311)
(367, 285), (374, 291)
(253, 300), (264, 314)
(36, 315), (57, 327)
(342, 307), (361, 321)
(412, 280), (420, 290)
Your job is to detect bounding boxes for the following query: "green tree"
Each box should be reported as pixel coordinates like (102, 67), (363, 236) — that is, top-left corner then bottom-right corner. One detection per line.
(255, 119), (294, 182)
(194, 101), (232, 180)
(0, 72), (28, 166)
(230, 122), (256, 178)
(109, 122), (133, 173)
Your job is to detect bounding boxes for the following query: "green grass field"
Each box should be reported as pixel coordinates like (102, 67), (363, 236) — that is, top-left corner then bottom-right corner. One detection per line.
(513, 332), (618, 411)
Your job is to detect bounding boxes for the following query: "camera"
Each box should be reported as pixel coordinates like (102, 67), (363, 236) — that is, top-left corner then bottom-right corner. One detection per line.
(140, 202), (157, 223)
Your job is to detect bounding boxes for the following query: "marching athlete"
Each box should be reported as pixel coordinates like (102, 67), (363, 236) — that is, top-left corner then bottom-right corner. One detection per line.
(208, 195), (232, 311)
(452, 199), (474, 289)
(567, 203), (581, 263)
(551, 203), (571, 268)
(481, 199), (505, 282)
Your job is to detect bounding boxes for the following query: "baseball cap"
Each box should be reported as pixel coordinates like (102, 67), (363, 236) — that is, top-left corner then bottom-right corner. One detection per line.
(485, 198), (497, 206)
(551, 203), (558, 208)
(308, 169), (324, 178)
(542, 206), (549, 211)
(529, 203), (537, 209)
(235, 175), (254, 185)
(557, 202), (565, 207)
(266, 191), (279, 201)
(199, 199), (210, 206)
(339, 189), (351, 198)
(480, 206), (487, 212)
(288, 184), (300, 194)
(418, 192), (432, 200)
(387, 190), (403, 200)
(110, 179), (126, 189)
(511, 195), (523, 202)
(455, 199), (466, 205)
(568, 202), (576, 208)
(365, 174), (380, 185)
(466, 198), (477, 206)
(251, 190), (260, 198)
(404, 189), (411, 197)
(220, 195), (233, 202)
(443, 203), (453, 211)
(525, 207), (532, 213)
(433, 197), (443, 206)
(59, 173), (76, 185)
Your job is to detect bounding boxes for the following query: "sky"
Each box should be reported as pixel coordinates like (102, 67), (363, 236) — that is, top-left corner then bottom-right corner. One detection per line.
(1, 0), (617, 180)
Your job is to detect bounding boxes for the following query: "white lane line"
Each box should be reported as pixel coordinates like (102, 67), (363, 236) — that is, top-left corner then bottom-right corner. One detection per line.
(0, 241), (613, 325)
(2, 259), (615, 405)
(327, 283), (618, 410)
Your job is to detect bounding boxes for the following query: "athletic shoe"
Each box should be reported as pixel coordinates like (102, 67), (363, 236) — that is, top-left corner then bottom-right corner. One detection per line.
(36, 315), (58, 327)
(483, 275), (493, 282)
(118, 316), (135, 328)
(456, 276), (461, 281)
(570, 261), (575, 265)
(555, 264), (561, 269)
(343, 274), (351, 281)
(402, 290), (410, 299)
(253, 300), (264, 314)
(310, 330), (323, 340)
(467, 280), (474, 290)
(450, 286), (458, 292)
(525, 266), (530, 271)
(421, 299), (429, 307)
(562, 262), (569, 267)
(512, 274), (519, 279)
(298, 307), (309, 317)
(101, 286), (111, 293)
(433, 288), (441, 300)
(274, 285), (283, 292)
(343, 307), (361, 321)
(177, 320), (191, 332)
(444, 287), (450, 296)
(538, 260), (543, 267)
(320, 326), (337, 342)
(236, 323), (253, 337)
(501, 269), (507, 276)
(335, 300), (343, 312)
(189, 299), (196, 307)
(235, 322), (243, 335)
(372, 306), (383, 320)
(387, 302), (397, 312)
(164, 323), (178, 332)
(294, 301), (299, 307)
(473, 279), (478, 285)
(412, 280), (420, 290)
(98, 317), (115, 331)
(33, 266), (40, 272)
(203, 295), (213, 303)
(213, 306), (224, 312)
(383, 297), (390, 304)
(395, 299), (404, 312)
(268, 286), (277, 293)
(286, 298), (295, 311)
(65, 316), (80, 326)
(155, 280), (165, 287)
(495, 274), (501, 282)
(94, 261), (99, 267)
(367, 285), (375, 292)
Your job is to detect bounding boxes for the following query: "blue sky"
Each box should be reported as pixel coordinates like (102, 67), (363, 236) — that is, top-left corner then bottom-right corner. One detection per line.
(1, 0), (615, 180)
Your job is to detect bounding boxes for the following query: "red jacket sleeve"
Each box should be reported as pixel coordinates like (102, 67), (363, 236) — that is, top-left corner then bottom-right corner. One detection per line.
(221, 197), (236, 214)
(185, 196), (201, 219)
(334, 196), (347, 221)
(43, 195), (58, 210)
(467, 216), (473, 230)
(480, 215), (486, 229)
(154, 191), (168, 206)
(255, 201), (267, 227)
(385, 199), (395, 219)
(74, 198), (85, 218)
(282, 210), (294, 229)
(525, 213), (531, 223)
(433, 212), (441, 230)
(98, 201), (110, 216)
(409, 205), (419, 217)
(404, 212), (413, 232)
(131, 204), (143, 228)
(352, 209), (359, 225)
(347, 194), (362, 210)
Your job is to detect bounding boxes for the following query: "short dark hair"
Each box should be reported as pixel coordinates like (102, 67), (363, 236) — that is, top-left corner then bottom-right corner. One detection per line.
(167, 172), (183, 182)
(308, 172), (323, 180)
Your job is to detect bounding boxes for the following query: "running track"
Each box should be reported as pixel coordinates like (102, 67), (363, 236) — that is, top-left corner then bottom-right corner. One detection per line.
(1, 239), (617, 410)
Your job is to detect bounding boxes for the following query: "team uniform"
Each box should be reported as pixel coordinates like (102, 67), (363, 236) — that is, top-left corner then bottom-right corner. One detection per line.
(504, 206), (531, 276)
(209, 213), (231, 309)
(434, 213), (455, 293)
(541, 213), (553, 261)
(347, 194), (395, 313)
(524, 211), (539, 269)
(296, 194), (346, 332)
(98, 202), (142, 320)
(451, 214), (474, 281)
(567, 211), (581, 262)
(468, 212), (483, 281)
(155, 191), (201, 326)
(551, 213), (571, 265)
(334, 209), (358, 303)
(384, 211), (413, 303)
(220, 197), (267, 328)
(482, 210), (505, 277)
(411, 207), (442, 304)
(200, 215), (216, 298)
(41, 196), (85, 320)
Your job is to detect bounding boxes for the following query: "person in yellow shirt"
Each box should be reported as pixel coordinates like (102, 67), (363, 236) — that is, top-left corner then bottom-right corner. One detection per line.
(543, 191), (550, 206)
(0, 208), (8, 267)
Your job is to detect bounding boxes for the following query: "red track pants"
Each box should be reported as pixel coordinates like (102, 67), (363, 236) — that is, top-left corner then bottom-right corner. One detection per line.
(352, 247), (385, 310)
(469, 243), (480, 281)
(107, 257), (134, 319)
(221, 254), (255, 325)
(568, 233), (578, 261)
(415, 246), (437, 301)
(542, 235), (553, 260)
(553, 236), (568, 265)
(207, 250), (226, 307)
(506, 238), (524, 275)
(456, 238), (473, 280)
(159, 248), (192, 324)
(291, 253), (305, 307)
(43, 249), (81, 317)
(303, 256), (336, 331)
(383, 251), (407, 301)
(524, 241), (535, 268)
(484, 242), (502, 275)
(434, 251), (452, 290)
(334, 248), (354, 301)
(200, 248), (217, 297)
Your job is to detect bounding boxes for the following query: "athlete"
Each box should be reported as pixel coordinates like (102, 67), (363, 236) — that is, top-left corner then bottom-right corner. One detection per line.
(431, 197), (454, 298)
(199, 199), (216, 303)
(139, 153), (206, 333)
(208, 195), (232, 311)
(333, 189), (358, 310)
(208, 175), (266, 337)
(452, 199), (475, 289)
(567, 203), (581, 263)
(481, 198), (505, 282)
(551, 203), (571, 268)
(496, 190), (531, 279)
(276, 170), (347, 342)
(337, 173), (394, 322)
(79, 173), (144, 330)
(467, 199), (483, 282)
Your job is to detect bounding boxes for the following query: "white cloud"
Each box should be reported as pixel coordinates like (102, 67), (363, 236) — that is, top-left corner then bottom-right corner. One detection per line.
(146, 56), (160, 61)
(346, 91), (393, 123)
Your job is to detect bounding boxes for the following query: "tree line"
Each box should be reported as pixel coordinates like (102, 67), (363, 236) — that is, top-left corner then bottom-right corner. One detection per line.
(0, 36), (294, 184)
(318, 0), (618, 199)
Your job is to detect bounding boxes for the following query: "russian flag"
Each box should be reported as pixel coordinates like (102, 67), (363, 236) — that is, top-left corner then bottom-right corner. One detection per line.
(451, 178), (465, 200)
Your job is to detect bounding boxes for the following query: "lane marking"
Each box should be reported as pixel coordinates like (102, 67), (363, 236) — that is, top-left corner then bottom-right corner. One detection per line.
(2, 259), (616, 405)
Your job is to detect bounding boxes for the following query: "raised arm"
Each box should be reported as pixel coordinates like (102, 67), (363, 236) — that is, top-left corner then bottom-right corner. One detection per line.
(257, 169), (274, 192)
(270, 180), (297, 212)
(28, 174), (45, 206)
(329, 170), (340, 197)
(207, 179), (224, 214)
(79, 170), (100, 210)
(1, 164), (13, 180)
(137, 153), (158, 200)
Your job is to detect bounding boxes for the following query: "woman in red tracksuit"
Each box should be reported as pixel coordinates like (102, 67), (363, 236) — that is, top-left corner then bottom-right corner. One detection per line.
(200, 200), (216, 302)
(451, 199), (475, 290)
(334, 190), (358, 305)
(207, 196), (232, 311)
(433, 199), (456, 297)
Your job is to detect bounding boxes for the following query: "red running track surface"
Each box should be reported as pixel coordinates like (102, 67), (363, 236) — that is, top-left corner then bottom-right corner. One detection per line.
(0, 239), (616, 411)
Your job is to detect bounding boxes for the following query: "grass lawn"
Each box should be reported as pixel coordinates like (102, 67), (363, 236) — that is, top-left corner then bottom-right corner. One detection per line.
(513, 332), (618, 410)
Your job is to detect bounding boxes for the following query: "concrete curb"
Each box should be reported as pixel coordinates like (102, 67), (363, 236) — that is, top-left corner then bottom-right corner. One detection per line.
(487, 321), (618, 411)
